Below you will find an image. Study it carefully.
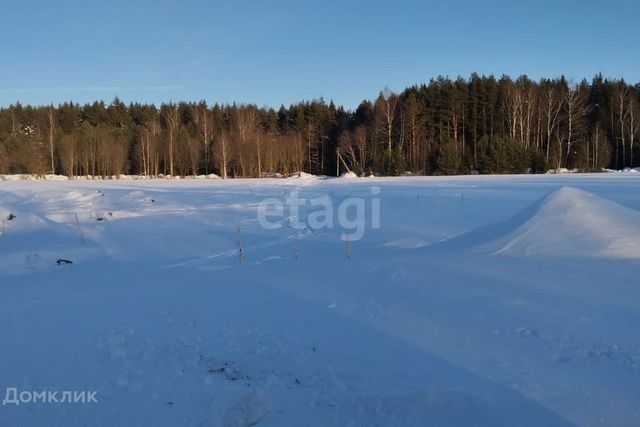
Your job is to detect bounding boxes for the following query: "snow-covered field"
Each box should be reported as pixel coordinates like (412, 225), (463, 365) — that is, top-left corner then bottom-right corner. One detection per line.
(1, 174), (639, 426)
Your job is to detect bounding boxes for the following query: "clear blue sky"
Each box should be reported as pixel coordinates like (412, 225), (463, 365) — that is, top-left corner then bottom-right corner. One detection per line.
(1, 0), (638, 110)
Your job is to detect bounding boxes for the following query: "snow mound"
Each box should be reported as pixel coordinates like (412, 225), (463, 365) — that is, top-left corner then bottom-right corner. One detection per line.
(440, 187), (640, 259)
(340, 171), (359, 179)
(493, 187), (640, 258)
(293, 171), (315, 179)
(605, 167), (640, 174)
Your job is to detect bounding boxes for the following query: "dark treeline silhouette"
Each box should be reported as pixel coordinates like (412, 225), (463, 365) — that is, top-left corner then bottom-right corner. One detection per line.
(0, 74), (638, 178)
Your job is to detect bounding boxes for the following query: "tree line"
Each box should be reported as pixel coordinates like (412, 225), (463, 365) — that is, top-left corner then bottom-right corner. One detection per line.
(0, 73), (638, 178)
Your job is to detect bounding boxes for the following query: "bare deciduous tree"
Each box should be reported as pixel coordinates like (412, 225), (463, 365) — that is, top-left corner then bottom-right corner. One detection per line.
(502, 79), (523, 144)
(628, 95), (638, 167)
(618, 84), (631, 166)
(375, 88), (398, 153)
(216, 131), (231, 179)
(234, 106), (260, 177)
(564, 83), (589, 167)
(163, 105), (179, 177)
(47, 106), (56, 174)
(543, 84), (562, 164)
(196, 103), (212, 174)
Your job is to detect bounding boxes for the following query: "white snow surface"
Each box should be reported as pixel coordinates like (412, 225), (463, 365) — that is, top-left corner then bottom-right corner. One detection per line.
(1, 174), (640, 426)
(339, 171), (359, 179)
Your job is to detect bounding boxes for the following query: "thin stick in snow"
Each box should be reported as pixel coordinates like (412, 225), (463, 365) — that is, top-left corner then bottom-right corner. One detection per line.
(236, 226), (245, 263)
(74, 213), (86, 244)
(345, 234), (351, 258)
(1, 219), (4, 236)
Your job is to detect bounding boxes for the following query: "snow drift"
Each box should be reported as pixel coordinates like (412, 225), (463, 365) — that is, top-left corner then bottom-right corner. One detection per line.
(339, 171), (359, 179)
(437, 186), (640, 259)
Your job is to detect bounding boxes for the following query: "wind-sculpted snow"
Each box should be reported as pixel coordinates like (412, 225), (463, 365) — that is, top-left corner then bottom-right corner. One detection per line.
(0, 174), (639, 426)
(434, 186), (640, 258)
(492, 187), (640, 258)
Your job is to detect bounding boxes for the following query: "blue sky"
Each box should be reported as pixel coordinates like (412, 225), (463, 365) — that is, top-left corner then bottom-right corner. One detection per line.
(1, 0), (638, 109)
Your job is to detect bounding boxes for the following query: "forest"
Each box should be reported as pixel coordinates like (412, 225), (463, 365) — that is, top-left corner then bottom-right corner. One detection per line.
(0, 73), (638, 178)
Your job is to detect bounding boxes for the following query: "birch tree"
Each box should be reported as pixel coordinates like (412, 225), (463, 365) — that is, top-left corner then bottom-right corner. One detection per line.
(564, 83), (589, 167)
(163, 105), (179, 177)
(542, 83), (562, 164)
(629, 96), (639, 167)
(375, 88), (398, 153)
(216, 131), (231, 179)
(47, 106), (56, 174)
(618, 84), (630, 166)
